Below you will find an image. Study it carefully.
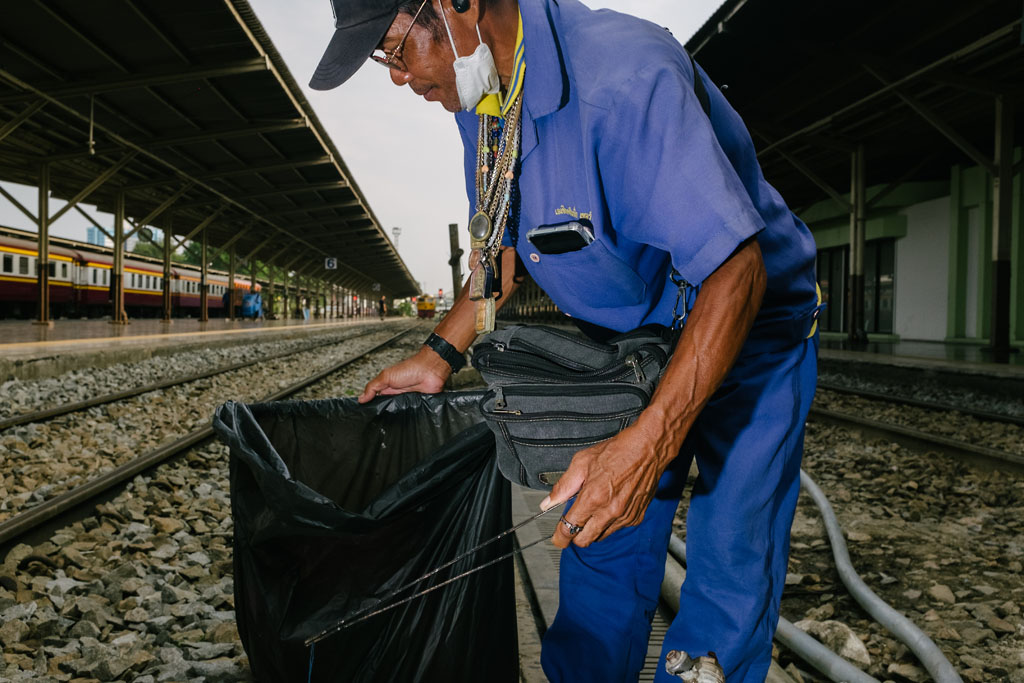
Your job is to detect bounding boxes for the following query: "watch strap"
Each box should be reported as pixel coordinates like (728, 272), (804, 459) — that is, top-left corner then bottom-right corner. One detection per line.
(424, 333), (466, 373)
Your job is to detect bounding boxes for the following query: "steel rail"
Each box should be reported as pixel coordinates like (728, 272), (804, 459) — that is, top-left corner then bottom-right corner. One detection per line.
(0, 326), (382, 431)
(0, 326), (417, 548)
(816, 381), (1024, 428)
(808, 407), (1024, 473)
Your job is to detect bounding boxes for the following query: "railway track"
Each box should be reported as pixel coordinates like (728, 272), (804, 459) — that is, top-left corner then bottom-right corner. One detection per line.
(0, 325), (385, 431)
(817, 380), (1024, 428)
(0, 326), (416, 553)
(807, 403), (1024, 473)
(806, 378), (1024, 475)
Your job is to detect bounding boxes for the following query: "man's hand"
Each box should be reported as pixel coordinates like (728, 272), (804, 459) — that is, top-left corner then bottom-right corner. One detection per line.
(540, 418), (679, 548)
(540, 239), (767, 549)
(357, 347), (452, 403)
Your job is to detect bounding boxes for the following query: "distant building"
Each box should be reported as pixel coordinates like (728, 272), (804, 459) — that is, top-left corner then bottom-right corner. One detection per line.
(86, 226), (105, 246)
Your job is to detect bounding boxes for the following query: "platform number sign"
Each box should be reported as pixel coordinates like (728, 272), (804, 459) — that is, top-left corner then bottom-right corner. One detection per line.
(372, 282), (381, 292)
(325, 257), (337, 270)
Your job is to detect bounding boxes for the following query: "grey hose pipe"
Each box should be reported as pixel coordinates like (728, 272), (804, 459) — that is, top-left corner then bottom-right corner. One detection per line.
(665, 536), (879, 683)
(799, 470), (963, 683)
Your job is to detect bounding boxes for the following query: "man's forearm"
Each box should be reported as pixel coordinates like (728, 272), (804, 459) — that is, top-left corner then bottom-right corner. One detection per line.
(431, 247), (521, 352)
(635, 239), (767, 460)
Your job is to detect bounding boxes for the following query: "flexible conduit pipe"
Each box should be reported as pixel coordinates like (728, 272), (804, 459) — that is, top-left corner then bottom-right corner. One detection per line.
(665, 536), (878, 683)
(798, 470), (963, 683)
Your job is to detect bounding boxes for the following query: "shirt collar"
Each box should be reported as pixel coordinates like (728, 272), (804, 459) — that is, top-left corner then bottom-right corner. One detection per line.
(475, 7), (525, 118)
(520, 0), (569, 121)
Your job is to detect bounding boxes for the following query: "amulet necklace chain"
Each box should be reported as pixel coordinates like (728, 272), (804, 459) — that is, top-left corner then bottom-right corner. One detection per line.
(467, 88), (523, 333)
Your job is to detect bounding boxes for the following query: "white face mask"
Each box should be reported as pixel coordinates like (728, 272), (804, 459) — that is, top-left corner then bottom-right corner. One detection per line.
(440, 8), (500, 112)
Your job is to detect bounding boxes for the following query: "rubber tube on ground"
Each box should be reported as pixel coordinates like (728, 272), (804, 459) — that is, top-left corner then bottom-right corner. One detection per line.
(798, 470), (963, 683)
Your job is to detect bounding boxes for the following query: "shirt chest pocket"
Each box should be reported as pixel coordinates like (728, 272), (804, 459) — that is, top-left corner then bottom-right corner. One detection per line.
(524, 238), (647, 310)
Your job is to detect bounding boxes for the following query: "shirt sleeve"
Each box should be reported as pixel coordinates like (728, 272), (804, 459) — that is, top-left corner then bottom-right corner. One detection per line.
(596, 60), (765, 286)
(455, 111), (478, 225)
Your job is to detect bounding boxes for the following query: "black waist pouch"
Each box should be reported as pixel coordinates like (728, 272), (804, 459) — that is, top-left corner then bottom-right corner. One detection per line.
(472, 325), (672, 490)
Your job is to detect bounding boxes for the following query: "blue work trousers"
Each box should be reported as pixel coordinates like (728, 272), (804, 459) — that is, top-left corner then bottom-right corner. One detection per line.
(541, 335), (818, 683)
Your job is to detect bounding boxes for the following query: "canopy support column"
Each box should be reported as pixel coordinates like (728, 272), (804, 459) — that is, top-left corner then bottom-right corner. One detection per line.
(227, 248), (236, 321)
(200, 230), (209, 323)
(161, 219), (173, 323)
(847, 143), (867, 347)
(988, 95), (1016, 363)
(267, 263), (276, 320)
(33, 162), (51, 326)
(110, 192), (127, 324)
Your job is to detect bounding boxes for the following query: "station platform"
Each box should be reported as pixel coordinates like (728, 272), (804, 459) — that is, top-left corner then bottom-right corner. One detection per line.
(819, 336), (1024, 380)
(0, 316), (391, 381)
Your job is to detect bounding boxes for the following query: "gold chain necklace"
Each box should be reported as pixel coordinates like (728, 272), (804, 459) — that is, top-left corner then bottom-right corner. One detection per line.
(468, 89), (523, 333)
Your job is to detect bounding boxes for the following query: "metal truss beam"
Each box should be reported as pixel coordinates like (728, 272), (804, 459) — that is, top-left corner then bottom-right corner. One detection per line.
(125, 182), (193, 240)
(172, 204), (228, 251)
(73, 204), (114, 241)
(0, 182), (38, 224)
(48, 151), (138, 225)
(40, 119), (307, 162)
(862, 65), (996, 175)
(0, 100), (46, 144)
(262, 199), (363, 217)
(242, 234), (276, 263)
(125, 156), (332, 190)
(757, 20), (1021, 157)
(0, 60), (269, 107)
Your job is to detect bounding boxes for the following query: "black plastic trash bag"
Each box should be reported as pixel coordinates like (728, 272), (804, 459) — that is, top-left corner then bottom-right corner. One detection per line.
(213, 392), (517, 683)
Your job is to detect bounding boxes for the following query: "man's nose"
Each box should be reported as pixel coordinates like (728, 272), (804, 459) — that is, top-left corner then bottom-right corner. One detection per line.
(389, 68), (413, 87)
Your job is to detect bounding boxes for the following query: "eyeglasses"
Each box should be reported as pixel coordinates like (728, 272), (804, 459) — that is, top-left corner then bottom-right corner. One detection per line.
(370, 0), (429, 72)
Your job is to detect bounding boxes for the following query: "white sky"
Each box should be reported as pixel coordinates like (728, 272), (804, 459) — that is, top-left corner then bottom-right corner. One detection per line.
(0, 0), (722, 296)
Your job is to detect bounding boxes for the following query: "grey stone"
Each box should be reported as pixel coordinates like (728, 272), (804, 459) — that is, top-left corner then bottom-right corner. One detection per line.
(186, 642), (234, 660)
(793, 619), (871, 668)
(68, 619), (101, 639)
(928, 584), (956, 604)
(124, 607), (150, 623)
(1, 602), (37, 622)
(960, 627), (996, 645)
(0, 619), (29, 646)
(190, 657), (244, 681)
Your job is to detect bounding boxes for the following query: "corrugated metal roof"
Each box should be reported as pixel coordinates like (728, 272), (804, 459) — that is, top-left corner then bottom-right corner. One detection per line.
(0, 0), (419, 296)
(686, 0), (1024, 210)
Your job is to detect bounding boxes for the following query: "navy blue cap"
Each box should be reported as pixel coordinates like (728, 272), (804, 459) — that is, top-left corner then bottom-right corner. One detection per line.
(309, 0), (405, 90)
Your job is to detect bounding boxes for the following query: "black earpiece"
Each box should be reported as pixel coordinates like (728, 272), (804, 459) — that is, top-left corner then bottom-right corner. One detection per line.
(452, 0), (470, 13)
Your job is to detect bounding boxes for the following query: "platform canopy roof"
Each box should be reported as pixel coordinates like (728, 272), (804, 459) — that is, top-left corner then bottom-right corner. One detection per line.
(0, 0), (419, 297)
(687, 0), (1023, 213)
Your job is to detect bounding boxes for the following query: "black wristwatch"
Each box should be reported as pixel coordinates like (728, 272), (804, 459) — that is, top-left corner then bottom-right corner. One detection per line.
(424, 333), (466, 373)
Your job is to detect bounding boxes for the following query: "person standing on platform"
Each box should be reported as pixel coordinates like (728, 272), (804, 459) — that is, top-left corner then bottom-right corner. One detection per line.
(378, 295), (387, 320)
(311, 2), (821, 681)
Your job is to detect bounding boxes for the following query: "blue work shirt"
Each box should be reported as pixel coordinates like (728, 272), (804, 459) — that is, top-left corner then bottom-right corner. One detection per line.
(456, 0), (818, 348)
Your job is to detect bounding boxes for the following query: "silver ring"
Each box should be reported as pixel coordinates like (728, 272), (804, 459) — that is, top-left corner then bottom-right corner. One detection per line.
(559, 516), (584, 535)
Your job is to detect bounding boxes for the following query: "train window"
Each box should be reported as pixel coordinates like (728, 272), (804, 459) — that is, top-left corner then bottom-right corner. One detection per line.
(48, 262), (56, 277)
(103, 270), (108, 285)
(93, 268), (98, 284)
(18, 256), (28, 275)
(2, 254), (11, 272)
(61, 263), (68, 279)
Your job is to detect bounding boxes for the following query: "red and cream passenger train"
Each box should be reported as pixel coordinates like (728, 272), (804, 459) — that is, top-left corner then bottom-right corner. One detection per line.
(0, 227), (259, 319)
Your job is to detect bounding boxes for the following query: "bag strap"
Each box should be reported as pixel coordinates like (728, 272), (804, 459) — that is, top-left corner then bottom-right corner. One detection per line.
(668, 53), (711, 342)
(688, 52), (711, 118)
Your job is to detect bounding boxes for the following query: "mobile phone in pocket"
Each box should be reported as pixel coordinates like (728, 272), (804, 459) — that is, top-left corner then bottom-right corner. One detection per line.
(525, 221), (594, 255)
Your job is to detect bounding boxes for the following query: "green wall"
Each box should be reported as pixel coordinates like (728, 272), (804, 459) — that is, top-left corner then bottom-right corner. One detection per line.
(801, 161), (1023, 346)
(947, 150), (1023, 343)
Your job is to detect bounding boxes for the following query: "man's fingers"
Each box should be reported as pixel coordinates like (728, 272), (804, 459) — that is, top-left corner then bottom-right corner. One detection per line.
(551, 508), (590, 549)
(540, 458), (588, 511)
(357, 373), (389, 403)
